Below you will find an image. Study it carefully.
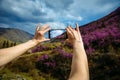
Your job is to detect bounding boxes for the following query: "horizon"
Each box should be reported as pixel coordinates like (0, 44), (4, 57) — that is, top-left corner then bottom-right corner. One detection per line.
(0, 0), (120, 35)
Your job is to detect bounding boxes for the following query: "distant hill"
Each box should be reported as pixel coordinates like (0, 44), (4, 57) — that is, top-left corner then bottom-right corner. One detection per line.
(0, 27), (33, 43)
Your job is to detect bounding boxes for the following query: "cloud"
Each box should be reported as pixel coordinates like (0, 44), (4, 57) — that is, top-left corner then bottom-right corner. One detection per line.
(68, 0), (120, 16)
(46, 22), (66, 29)
(0, 0), (53, 23)
(44, 0), (74, 11)
(0, 0), (120, 34)
(66, 14), (82, 21)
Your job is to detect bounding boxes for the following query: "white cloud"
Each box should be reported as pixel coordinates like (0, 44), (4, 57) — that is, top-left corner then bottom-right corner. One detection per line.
(46, 22), (66, 29)
(66, 14), (82, 21)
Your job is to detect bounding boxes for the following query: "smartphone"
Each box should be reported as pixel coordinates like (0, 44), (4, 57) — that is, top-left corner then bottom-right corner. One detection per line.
(48, 29), (67, 40)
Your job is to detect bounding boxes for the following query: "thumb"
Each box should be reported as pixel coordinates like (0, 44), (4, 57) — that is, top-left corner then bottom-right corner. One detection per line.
(43, 38), (50, 42)
(39, 38), (50, 43)
(65, 39), (70, 43)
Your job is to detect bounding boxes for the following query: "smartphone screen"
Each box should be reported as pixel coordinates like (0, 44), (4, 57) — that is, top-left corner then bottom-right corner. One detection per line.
(49, 29), (67, 39)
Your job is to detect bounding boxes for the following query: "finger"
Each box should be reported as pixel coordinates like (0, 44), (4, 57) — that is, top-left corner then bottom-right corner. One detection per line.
(44, 38), (50, 41)
(66, 28), (70, 37)
(66, 27), (74, 39)
(65, 39), (70, 43)
(41, 38), (50, 43)
(68, 26), (76, 38)
(43, 27), (51, 33)
(41, 24), (49, 31)
(76, 23), (81, 36)
(65, 39), (69, 42)
(76, 23), (83, 41)
(68, 26), (75, 33)
(76, 23), (81, 38)
(76, 23), (80, 32)
(36, 24), (40, 31)
(39, 38), (50, 43)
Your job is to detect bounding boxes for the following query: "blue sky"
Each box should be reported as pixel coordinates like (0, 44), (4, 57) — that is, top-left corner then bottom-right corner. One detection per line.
(0, 0), (120, 34)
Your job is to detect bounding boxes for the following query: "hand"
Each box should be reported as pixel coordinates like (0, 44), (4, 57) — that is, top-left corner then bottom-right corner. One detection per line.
(66, 23), (83, 46)
(33, 24), (50, 44)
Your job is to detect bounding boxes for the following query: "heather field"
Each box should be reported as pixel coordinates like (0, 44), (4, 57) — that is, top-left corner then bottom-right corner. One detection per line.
(0, 41), (120, 80)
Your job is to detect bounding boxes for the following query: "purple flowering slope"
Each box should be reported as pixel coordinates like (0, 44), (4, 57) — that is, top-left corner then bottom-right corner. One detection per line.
(57, 7), (120, 54)
(80, 7), (120, 54)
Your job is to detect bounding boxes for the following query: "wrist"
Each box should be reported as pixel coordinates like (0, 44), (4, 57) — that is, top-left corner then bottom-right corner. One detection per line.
(73, 41), (86, 58)
(73, 40), (85, 51)
(29, 39), (40, 46)
(73, 40), (83, 46)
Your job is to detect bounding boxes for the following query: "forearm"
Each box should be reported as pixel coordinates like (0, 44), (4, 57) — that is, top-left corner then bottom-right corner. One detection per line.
(0, 40), (38, 67)
(69, 41), (89, 80)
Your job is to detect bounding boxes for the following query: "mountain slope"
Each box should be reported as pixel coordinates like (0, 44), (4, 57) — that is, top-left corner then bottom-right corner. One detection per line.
(79, 7), (120, 53)
(0, 27), (33, 43)
(57, 7), (120, 54)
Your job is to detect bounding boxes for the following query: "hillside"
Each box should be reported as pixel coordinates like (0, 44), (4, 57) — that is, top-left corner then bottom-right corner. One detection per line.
(57, 7), (120, 54)
(0, 27), (33, 43)
(79, 7), (120, 53)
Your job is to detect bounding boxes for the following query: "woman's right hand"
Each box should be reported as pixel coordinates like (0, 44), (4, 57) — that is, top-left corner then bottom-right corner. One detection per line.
(67, 23), (89, 80)
(66, 23), (83, 46)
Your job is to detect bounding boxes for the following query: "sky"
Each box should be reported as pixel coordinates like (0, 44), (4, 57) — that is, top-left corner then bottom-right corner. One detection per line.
(0, 0), (120, 35)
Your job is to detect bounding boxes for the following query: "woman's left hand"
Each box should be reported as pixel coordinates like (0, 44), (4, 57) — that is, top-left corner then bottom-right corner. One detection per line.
(33, 24), (51, 44)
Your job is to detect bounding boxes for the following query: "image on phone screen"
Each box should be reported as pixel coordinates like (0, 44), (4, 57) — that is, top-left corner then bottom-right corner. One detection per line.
(49, 29), (67, 39)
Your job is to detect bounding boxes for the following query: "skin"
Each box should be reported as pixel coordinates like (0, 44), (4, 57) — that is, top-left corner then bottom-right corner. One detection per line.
(0, 24), (50, 67)
(66, 23), (89, 80)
